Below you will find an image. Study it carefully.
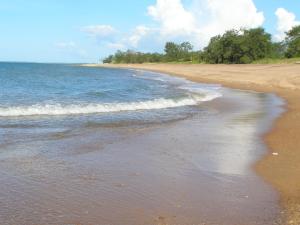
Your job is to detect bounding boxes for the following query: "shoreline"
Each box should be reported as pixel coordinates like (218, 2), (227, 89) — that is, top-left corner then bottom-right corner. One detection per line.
(85, 63), (300, 224)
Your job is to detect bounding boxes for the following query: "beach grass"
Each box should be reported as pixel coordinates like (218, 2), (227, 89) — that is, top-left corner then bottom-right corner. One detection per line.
(99, 58), (300, 66)
(166, 58), (300, 65)
(164, 58), (300, 65)
(252, 57), (300, 64)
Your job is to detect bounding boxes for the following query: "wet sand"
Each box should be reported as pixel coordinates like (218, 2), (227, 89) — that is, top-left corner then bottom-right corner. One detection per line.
(91, 63), (300, 224)
(0, 86), (283, 225)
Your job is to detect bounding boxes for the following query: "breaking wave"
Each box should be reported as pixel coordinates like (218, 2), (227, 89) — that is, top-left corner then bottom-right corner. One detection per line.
(0, 92), (221, 117)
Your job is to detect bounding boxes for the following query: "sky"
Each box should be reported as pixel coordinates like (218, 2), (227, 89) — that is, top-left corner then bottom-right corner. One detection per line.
(0, 0), (299, 63)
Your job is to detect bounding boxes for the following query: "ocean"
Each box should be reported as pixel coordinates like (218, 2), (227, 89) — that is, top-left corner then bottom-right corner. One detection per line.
(0, 63), (221, 127)
(0, 63), (283, 225)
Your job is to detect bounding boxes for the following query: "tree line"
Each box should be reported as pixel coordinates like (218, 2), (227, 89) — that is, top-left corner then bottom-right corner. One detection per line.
(103, 26), (300, 64)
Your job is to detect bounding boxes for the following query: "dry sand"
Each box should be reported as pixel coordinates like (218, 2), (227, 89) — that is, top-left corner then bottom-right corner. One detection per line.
(85, 63), (300, 224)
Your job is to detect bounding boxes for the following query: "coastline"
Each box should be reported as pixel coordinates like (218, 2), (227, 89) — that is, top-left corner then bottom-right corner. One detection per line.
(85, 63), (300, 224)
(1, 63), (285, 225)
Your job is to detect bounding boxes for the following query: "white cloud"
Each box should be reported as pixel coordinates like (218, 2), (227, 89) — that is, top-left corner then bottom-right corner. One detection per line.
(104, 25), (153, 50)
(82, 25), (116, 37)
(82, 0), (265, 52)
(200, 0), (264, 36)
(148, 0), (197, 37)
(128, 25), (151, 47)
(275, 8), (300, 41)
(147, 0), (265, 48)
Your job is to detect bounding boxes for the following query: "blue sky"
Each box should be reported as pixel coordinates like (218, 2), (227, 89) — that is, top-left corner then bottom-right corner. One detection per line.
(0, 0), (299, 63)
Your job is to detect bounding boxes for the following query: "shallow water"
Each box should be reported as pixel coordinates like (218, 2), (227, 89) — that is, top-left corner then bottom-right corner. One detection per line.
(0, 63), (284, 225)
(0, 63), (220, 117)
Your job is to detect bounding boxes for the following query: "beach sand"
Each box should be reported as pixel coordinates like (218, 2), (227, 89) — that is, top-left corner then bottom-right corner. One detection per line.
(89, 63), (300, 224)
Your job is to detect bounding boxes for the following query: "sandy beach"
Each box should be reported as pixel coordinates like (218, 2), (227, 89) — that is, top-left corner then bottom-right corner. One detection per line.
(1, 63), (298, 225)
(87, 63), (300, 224)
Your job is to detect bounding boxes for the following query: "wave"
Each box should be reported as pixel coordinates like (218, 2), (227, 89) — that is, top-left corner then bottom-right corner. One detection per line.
(0, 93), (221, 117)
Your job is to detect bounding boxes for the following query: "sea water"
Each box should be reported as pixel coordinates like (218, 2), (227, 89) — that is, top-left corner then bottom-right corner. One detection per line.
(0, 63), (221, 136)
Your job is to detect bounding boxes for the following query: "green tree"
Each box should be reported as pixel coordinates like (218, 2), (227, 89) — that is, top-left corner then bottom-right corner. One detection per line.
(203, 28), (273, 64)
(102, 50), (164, 64)
(241, 28), (272, 61)
(179, 42), (193, 61)
(285, 25), (300, 58)
(164, 42), (180, 61)
(102, 28), (280, 64)
(221, 30), (243, 63)
(103, 55), (113, 63)
(203, 30), (243, 64)
(113, 50), (125, 63)
(269, 42), (285, 59)
(203, 35), (223, 63)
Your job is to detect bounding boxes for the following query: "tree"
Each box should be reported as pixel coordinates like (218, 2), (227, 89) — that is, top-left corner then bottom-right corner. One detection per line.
(203, 35), (223, 63)
(103, 55), (113, 63)
(285, 25), (300, 58)
(203, 31), (242, 64)
(269, 42), (285, 59)
(242, 28), (272, 61)
(102, 50), (164, 64)
(102, 27), (289, 65)
(221, 30), (244, 63)
(179, 42), (193, 61)
(114, 50), (125, 63)
(164, 42), (180, 61)
(203, 28), (273, 64)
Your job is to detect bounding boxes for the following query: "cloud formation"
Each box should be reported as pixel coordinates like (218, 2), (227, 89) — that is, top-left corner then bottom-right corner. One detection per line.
(197, 0), (264, 36)
(128, 25), (152, 47)
(147, 0), (265, 47)
(275, 8), (300, 41)
(148, 0), (197, 37)
(83, 0), (265, 51)
(82, 25), (116, 37)
(104, 25), (153, 50)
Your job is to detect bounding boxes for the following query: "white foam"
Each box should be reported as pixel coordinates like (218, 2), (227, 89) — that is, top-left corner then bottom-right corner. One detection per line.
(0, 93), (221, 117)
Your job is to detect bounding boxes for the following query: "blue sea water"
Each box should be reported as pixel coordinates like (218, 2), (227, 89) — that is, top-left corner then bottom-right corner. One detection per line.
(0, 63), (221, 126)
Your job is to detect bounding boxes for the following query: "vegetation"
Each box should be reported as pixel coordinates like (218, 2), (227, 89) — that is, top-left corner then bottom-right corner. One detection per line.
(252, 57), (300, 64)
(203, 28), (274, 64)
(102, 42), (199, 64)
(285, 25), (300, 58)
(164, 42), (193, 61)
(103, 26), (300, 64)
(103, 51), (164, 64)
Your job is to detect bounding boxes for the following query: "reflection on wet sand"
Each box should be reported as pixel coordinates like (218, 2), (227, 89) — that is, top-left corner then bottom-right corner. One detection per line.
(0, 88), (283, 225)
